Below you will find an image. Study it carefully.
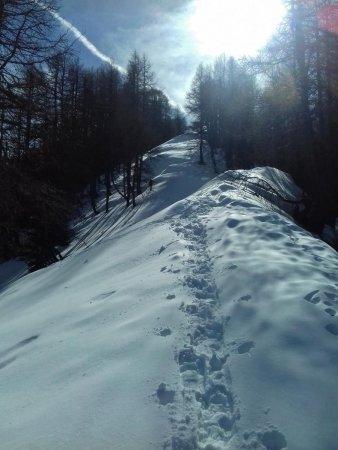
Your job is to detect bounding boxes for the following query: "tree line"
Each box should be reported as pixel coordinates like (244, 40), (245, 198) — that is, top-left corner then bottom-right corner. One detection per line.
(186, 0), (338, 234)
(0, 1), (185, 269)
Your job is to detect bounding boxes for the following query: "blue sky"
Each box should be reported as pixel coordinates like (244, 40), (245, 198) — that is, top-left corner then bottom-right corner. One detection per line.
(58, 0), (197, 107)
(57, 0), (286, 107)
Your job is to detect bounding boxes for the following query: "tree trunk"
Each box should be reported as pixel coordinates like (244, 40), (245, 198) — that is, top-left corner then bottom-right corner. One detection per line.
(126, 161), (132, 207)
(137, 154), (143, 195)
(105, 170), (111, 213)
(210, 145), (217, 173)
(292, 0), (318, 189)
(90, 180), (99, 215)
(199, 123), (204, 164)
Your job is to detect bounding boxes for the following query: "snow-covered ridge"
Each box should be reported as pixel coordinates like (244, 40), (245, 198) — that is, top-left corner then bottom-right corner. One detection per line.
(0, 134), (337, 450)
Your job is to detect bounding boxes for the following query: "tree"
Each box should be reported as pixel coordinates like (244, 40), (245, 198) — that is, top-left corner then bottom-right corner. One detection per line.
(0, 0), (67, 94)
(186, 57), (256, 170)
(186, 63), (209, 164)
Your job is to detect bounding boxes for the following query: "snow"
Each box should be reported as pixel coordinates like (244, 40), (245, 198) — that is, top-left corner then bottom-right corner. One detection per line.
(0, 134), (338, 450)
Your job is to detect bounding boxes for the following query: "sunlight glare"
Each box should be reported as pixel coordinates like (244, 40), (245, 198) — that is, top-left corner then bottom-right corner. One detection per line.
(188, 0), (286, 57)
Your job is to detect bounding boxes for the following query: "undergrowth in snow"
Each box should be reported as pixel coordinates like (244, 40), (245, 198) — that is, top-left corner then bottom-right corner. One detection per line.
(0, 134), (337, 450)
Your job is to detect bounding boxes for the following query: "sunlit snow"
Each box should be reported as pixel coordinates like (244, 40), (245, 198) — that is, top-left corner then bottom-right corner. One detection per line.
(0, 134), (337, 450)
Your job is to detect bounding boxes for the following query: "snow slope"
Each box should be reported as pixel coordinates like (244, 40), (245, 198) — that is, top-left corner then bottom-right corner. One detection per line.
(0, 134), (338, 450)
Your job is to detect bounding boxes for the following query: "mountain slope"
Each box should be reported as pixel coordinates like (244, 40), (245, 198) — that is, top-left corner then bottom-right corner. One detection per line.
(0, 134), (337, 450)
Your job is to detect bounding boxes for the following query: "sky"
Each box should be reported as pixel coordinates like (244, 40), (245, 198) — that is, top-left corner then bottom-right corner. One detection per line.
(58, 0), (286, 107)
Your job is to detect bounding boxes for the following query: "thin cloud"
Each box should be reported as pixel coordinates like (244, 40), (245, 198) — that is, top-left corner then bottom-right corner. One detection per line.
(102, 7), (197, 107)
(37, 1), (125, 72)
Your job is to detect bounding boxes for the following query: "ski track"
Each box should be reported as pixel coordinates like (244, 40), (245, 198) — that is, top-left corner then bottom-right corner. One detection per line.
(161, 194), (239, 450)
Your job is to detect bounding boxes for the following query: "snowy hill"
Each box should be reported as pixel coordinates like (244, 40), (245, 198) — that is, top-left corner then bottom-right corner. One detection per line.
(1, 134), (338, 450)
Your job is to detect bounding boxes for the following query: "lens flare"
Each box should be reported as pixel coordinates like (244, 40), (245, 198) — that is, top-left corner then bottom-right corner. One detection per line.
(318, 4), (338, 35)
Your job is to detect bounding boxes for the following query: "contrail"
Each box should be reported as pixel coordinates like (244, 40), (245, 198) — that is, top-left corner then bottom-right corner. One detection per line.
(37, 1), (125, 73)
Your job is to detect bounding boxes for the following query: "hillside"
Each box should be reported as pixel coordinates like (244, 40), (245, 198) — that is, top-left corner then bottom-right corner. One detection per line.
(0, 134), (338, 450)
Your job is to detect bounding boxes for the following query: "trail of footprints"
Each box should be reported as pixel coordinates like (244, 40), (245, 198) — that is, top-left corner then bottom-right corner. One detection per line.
(293, 236), (338, 337)
(303, 289), (338, 336)
(161, 200), (239, 450)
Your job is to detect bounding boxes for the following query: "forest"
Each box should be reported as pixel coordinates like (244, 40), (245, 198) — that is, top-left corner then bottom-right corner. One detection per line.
(1, 0), (338, 269)
(0, 0), (185, 268)
(186, 0), (338, 236)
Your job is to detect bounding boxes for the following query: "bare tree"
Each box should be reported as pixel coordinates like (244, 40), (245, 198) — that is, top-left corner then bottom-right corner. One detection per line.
(0, 0), (67, 73)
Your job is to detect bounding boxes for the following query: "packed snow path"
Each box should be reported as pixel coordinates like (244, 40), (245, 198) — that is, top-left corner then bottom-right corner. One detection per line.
(1, 134), (338, 450)
(167, 195), (238, 449)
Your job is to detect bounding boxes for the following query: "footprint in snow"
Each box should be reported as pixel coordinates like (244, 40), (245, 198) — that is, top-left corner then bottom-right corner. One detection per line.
(158, 245), (166, 254)
(237, 341), (255, 354)
(198, 384), (234, 411)
(325, 324), (338, 336)
(219, 184), (230, 192)
(156, 383), (175, 405)
(266, 232), (283, 240)
(304, 291), (338, 311)
(218, 415), (234, 432)
(209, 353), (229, 372)
(260, 429), (287, 450)
(304, 290), (321, 304)
(324, 292), (338, 302)
(178, 348), (206, 376)
(227, 219), (239, 228)
(324, 308), (336, 317)
(238, 295), (251, 302)
(155, 328), (172, 337)
(256, 215), (270, 223)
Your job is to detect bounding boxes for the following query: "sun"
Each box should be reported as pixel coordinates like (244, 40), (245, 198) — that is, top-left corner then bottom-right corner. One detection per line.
(188, 0), (286, 58)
